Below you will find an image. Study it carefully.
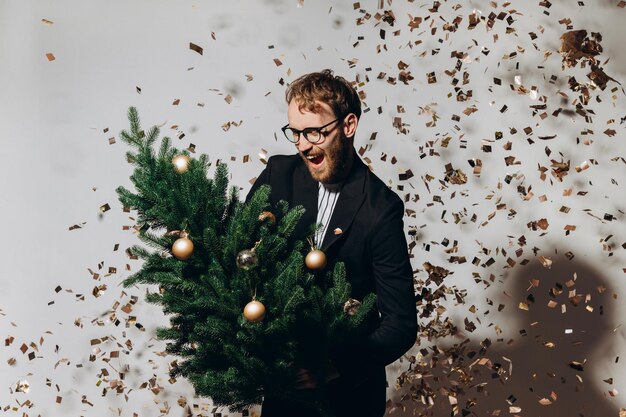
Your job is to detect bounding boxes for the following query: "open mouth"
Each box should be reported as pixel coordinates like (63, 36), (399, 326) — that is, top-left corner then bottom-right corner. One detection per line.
(306, 154), (325, 167)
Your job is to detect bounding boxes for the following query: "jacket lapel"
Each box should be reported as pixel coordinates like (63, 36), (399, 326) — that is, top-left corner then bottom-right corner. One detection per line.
(320, 155), (367, 251)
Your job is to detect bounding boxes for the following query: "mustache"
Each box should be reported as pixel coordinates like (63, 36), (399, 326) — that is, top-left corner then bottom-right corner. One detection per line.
(301, 150), (323, 157)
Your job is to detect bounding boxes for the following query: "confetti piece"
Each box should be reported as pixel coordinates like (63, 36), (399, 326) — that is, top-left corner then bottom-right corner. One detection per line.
(221, 120), (243, 131)
(538, 256), (553, 268)
(46, 53), (55, 61)
(15, 380), (30, 393)
(68, 222), (86, 231)
(189, 42), (203, 55)
(41, 18), (54, 25)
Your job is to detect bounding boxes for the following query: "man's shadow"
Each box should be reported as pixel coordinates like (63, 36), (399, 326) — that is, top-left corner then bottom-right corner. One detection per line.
(387, 254), (622, 416)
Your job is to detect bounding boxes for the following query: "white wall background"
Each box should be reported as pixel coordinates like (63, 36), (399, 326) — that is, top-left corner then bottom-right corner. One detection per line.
(1, 0), (625, 416)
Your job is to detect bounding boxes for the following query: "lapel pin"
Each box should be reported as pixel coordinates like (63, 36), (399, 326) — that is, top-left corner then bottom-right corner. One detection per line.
(333, 228), (343, 235)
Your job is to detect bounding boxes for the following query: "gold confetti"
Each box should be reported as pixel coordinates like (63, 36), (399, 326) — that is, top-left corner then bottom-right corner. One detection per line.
(575, 160), (590, 172)
(221, 120), (242, 131)
(189, 42), (203, 55)
(538, 256), (553, 268)
(45, 52), (55, 61)
(68, 222), (86, 231)
(15, 380), (30, 393)
(444, 165), (468, 185)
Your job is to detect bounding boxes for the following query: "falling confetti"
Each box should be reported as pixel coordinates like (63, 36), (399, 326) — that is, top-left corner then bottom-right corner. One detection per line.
(189, 42), (203, 55)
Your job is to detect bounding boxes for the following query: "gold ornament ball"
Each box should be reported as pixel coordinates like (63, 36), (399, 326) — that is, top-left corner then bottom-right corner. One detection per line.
(258, 211), (276, 225)
(305, 249), (327, 270)
(172, 154), (190, 173)
(236, 249), (258, 270)
(243, 300), (266, 322)
(172, 236), (194, 260)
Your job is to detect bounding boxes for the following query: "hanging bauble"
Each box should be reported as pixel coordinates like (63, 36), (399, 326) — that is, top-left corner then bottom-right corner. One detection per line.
(236, 248), (258, 270)
(172, 154), (190, 173)
(343, 298), (362, 316)
(243, 299), (266, 322)
(305, 249), (326, 271)
(258, 211), (276, 225)
(172, 235), (194, 260)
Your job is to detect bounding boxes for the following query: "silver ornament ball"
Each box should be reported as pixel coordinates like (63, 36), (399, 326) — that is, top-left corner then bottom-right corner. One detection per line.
(236, 249), (258, 270)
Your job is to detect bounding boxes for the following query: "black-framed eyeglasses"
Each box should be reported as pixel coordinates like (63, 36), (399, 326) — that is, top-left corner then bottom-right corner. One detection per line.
(281, 118), (342, 144)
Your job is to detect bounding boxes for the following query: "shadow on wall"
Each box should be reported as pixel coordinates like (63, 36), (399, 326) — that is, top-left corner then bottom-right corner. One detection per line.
(388, 254), (622, 417)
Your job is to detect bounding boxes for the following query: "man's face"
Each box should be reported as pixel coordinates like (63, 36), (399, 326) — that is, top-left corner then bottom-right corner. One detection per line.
(288, 100), (353, 184)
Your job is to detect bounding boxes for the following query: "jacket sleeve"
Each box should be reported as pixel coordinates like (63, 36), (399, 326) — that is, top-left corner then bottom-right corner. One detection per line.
(334, 198), (417, 379)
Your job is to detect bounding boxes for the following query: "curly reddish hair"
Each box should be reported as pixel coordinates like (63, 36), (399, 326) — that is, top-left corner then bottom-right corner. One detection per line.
(285, 69), (362, 120)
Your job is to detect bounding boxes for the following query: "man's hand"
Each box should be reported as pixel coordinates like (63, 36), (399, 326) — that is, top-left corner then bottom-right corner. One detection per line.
(295, 364), (340, 390)
(295, 368), (318, 390)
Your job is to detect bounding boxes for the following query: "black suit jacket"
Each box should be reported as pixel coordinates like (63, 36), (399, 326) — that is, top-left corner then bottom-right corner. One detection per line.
(247, 151), (417, 417)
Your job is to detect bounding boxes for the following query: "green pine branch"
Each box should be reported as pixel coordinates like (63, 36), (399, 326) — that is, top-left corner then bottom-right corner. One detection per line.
(116, 106), (376, 413)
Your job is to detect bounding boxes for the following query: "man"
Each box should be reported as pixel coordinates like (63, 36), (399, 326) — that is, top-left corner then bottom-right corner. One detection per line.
(247, 69), (417, 417)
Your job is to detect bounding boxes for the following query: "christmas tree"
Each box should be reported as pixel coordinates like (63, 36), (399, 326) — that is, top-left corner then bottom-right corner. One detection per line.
(116, 107), (376, 413)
